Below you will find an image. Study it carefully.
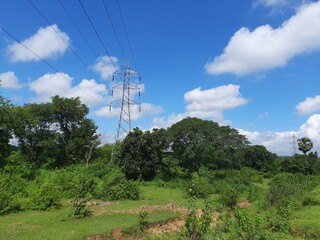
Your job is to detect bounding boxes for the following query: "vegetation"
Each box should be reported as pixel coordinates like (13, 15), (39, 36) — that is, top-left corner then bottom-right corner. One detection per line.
(1, 94), (320, 239)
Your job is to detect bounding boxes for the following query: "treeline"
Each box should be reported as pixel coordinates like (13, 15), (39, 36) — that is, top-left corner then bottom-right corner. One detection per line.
(1, 95), (320, 216)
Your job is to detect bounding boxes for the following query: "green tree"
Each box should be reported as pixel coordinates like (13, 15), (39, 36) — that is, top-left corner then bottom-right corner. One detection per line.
(0, 96), (14, 165)
(298, 137), (313, 155)
(116, 127), (166, 180)
(12, 96), (99, 168)
(167, 117), (249, 172)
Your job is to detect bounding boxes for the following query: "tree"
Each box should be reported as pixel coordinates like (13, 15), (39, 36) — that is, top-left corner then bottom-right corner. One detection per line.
(167, 117), (249, 172)
(0, 96), (14, 165)
(298, 137), (313, 155)
(116, 127), (166, 180)
(12, 96), (99, 168)
(236, 145), (276, 171)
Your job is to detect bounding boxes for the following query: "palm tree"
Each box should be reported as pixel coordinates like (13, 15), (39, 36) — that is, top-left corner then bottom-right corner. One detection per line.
(297, 137), (313, 155)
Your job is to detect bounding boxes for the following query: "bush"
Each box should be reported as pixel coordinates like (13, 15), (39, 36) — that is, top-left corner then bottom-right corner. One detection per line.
(186, 172), (210, 199)
(100, 167), (140, 200)
(28, 181), (62, 210)
(267, 173), (320, 208)
(0, 173), (27, 214)
(219, 185), (238, 209)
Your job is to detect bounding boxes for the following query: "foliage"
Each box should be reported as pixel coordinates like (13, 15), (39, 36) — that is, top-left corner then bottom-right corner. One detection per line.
(0, 96), (14, 163)
(186, 172), (210, 199)
(219, 185), (239, 208)
(232, 208), (272, 240)
(167, 117), (249, 172)
(116, 127), (166, 180)
(139, 209), (149, 231)
(11, 96), (99, 168)
(0, 173), (27, 214)
(182, 197), (212, 240)
(298, 137), (313, 155)
(101, 168), (140, 200)
(267, 204), (293, 233)
(267, 173), (320, 208)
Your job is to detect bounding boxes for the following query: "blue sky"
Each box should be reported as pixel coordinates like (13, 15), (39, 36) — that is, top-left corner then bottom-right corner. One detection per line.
(1, 0), (320, 155)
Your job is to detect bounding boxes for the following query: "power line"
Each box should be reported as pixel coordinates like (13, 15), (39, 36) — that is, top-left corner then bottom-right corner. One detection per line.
(0, 25), (106, 107)
(57, 0), (99, 59)
(102, 0), (126, 61)
(27, 0), (101, 81)
(78, 0), (118, 72)
(116, 0), (138, 70)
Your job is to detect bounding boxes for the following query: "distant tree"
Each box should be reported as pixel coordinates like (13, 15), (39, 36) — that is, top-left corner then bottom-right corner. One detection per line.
(298, 137), (313, 155)
(167, 117), (249, 172)
(236, 145), (276, 171)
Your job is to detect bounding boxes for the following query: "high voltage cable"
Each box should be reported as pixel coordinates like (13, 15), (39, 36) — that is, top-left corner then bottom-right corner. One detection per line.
(78, 0), (119, 72)
(57, 0), (99, 59)
(102, 0), (126, 61)
(27, 0), (101, 81)
(116, 0), (138, 70)
(0, 26), (106, 108)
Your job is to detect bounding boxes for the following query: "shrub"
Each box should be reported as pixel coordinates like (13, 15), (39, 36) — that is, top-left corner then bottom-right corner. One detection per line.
(267, 173), (320, 208)
(0, 173), (27, 214)
(101, 167), (140, 200)
(219, 185), (238, 209)
(186, 172), (210, 199)
(182, 197), (212, 240)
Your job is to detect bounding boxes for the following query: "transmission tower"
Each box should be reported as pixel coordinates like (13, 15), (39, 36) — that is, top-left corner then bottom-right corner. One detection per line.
(110, 62), (141, 143)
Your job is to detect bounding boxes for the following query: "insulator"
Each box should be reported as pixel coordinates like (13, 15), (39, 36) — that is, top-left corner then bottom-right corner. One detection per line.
(139, 106), (141, 112)
(111, 90), (113, 96)
(109, 105), (111, 111)
(139, 91), (140, 97)
(112, 75), (114, 81)
(139, 76), (141, 83)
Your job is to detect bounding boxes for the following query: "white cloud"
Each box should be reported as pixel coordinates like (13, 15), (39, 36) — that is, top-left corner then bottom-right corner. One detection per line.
(206, 1), (320, 75)
(0, 71), (22, 89)
(300, 113), (320, 139)
(151, 84), (247, 129)
(8, 24), (69, 62)
(91, 56), (118, 80)
(239, 113), (320, 155)
(28, 72), (107, 106)
(95, 102), (163, 120)
(257, 112), (269, 119)
(184, 84), (247, 118)
(296, 95), (320, 115)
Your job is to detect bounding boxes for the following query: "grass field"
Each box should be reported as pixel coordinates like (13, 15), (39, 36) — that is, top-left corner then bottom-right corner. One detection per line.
(1, 182), (320, 239)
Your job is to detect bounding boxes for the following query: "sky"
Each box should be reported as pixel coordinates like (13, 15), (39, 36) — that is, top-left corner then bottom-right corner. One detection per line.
(1, 0), (320, 156)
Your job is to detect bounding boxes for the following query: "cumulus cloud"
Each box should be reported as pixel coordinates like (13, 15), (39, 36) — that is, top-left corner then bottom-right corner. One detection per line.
(185, 85), (247, 118)
(28, 72), (107, 106)
(0, 71), (22, 89)
(95, 102), (163, 120)
(296, 95), (320, 115)
(151, 84), (247, 129)
(8, 24), (69, 62)
(239, 113), (320, 155)
(91, 56), (118, 80)
(206, 1), (320, 75)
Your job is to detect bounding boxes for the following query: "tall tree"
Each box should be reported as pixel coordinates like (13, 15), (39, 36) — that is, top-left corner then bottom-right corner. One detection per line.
(12, 96), (99, 168)
(298, 137), (313, 155)
(167, 117), (249, 172)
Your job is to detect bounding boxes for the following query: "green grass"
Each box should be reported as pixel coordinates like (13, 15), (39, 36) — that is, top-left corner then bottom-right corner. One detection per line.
(292, 206), (320, 238)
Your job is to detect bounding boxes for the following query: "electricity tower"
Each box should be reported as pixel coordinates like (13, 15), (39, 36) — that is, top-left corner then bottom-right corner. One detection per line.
(110, 62), (141, 143)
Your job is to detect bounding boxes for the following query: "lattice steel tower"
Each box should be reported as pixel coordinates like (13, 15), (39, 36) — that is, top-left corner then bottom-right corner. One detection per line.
(110, 62), (141, 143)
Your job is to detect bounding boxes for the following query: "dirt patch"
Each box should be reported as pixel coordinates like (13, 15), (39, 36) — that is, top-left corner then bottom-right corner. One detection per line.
(145, 216), (185, 234)
(237, 200), (251, 208)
